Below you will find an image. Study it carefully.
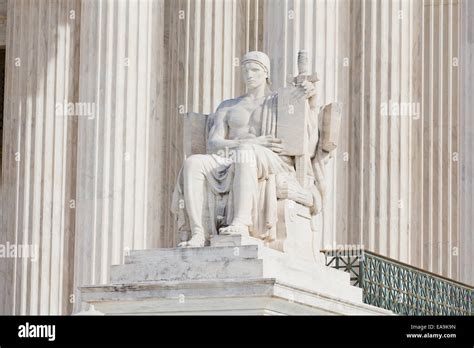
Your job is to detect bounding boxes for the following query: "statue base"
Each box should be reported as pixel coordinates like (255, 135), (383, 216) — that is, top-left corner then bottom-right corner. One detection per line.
(79, 235), (392, 315)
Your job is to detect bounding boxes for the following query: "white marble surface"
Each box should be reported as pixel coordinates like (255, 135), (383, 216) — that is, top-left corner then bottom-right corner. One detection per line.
(80, 278), (391, 316)
(0, 0), (472, 316)
(80, 236), (391, 315)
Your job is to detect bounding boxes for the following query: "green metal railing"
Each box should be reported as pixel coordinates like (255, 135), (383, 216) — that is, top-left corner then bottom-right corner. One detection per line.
(323, 249), (473, 316)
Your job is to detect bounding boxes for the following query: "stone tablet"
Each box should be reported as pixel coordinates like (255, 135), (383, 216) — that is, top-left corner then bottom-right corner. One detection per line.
(276, 86), (308, 156)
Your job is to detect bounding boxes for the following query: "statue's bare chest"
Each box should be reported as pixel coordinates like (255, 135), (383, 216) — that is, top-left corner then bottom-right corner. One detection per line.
(225, 98), (265, 133)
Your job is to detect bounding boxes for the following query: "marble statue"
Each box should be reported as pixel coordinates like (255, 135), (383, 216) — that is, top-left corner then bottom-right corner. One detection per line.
(172, 51), (340, 255)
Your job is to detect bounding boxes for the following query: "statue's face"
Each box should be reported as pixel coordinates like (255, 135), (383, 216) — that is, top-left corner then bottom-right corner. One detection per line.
(242, 62), (267, 89)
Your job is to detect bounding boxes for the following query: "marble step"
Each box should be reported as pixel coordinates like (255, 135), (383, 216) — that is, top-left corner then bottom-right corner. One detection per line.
(110, 258), (263, 283)
(259, 250), (360, 301)
(210, 234), (266, 247)
(110, 234), (360, 301)
(210, 234), (350, 285)
(125, 242), (349, 285)
(125, 245), (259, 264)
(110, 254), (360, 302)
(120, 235), (350, 285)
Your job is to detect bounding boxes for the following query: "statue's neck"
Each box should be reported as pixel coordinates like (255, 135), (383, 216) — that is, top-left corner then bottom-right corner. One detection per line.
(245, 85), (267, 99)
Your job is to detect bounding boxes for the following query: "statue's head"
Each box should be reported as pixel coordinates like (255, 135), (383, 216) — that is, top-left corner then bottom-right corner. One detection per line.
(241, 51), (271, 90)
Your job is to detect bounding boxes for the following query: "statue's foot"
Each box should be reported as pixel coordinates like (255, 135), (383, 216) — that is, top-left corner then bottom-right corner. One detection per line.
(219, 223), (249, 236)
(178, 234), (207, 248)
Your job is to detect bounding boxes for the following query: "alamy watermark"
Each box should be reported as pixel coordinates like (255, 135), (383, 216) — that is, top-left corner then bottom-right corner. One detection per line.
(215, 146), (257, 167)
(323, 243), (365, 259)
(18, 322), (55, 341)
(0, 242), (39, 262)
(55, 101), (96, 119)
(380, 99), (420, 119)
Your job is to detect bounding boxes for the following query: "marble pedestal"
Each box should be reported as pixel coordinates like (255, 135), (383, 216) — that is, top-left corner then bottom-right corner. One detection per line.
(79, 235), (392, 315)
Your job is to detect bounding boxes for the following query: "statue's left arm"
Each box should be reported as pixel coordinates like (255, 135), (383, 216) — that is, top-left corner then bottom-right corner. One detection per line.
(298, 80), (321, 159)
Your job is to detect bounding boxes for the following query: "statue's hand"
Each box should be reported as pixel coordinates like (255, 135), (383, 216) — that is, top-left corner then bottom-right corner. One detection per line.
(250, 135), (285, 154)
(237, 133), (256, 140)
(300, 80), (318, 109)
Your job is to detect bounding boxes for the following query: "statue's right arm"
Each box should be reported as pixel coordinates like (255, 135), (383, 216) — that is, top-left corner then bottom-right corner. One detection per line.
(207, 108), (241, 154)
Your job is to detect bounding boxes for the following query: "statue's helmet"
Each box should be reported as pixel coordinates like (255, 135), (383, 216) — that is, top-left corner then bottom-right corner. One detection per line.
(241, 51), (271, 85)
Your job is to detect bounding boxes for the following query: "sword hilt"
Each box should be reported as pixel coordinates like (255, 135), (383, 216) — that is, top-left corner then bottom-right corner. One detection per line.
(298, 50), (309, 75)
(294, 50), (319, 85)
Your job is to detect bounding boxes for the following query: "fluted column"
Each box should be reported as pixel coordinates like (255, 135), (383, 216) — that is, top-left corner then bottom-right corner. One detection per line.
(0, 0), (6, 46)
(0, 0), (81, 315)
(73, 0), (164, 311)
(459, 0), (474, 285)
(416, 0), (460, 279)
(338, 0), (462, 280)
(342, 0), (418, 264)
(263, 0), (464, 282)
(340, 0), (462, 280)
